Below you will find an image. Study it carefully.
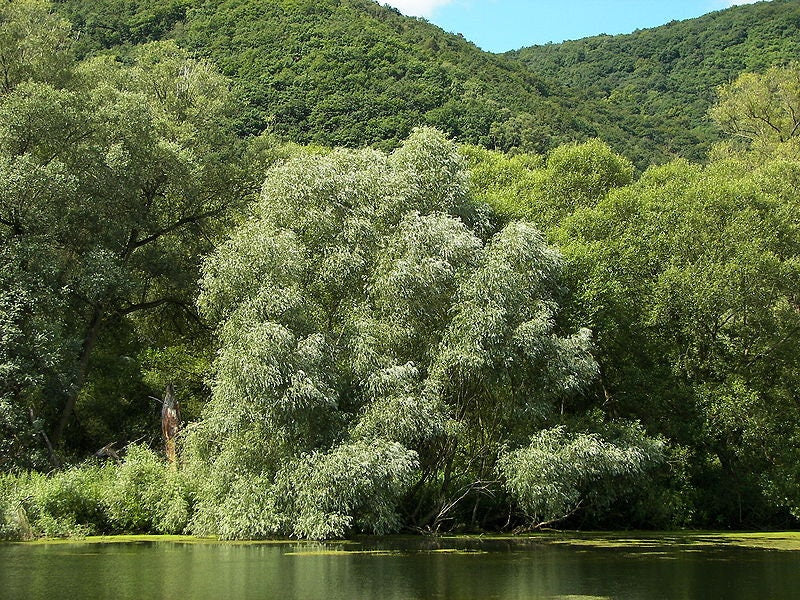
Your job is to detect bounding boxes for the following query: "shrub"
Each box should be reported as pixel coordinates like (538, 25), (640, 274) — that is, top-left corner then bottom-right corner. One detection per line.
(103, 444), (190, 534)
(12, 465), (112, 538)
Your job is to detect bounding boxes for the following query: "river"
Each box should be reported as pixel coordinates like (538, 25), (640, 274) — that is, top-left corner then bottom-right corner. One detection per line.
(2, 534), (799, 599)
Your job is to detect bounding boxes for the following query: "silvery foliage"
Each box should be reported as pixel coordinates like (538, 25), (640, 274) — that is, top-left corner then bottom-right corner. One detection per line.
(497, 423), (664, 526)
(190, 127), (604, 538)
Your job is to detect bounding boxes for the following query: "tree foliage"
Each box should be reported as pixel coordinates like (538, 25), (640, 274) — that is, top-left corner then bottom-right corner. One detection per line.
(0, 0), (73, 92)
(710, 62), (800, 146)
(0, 2), (252, 466)
(499, 422), (663, 527)
(182, 128), (655, 539)
(463, 139), (633, 228)
(555, 145), (800, 525)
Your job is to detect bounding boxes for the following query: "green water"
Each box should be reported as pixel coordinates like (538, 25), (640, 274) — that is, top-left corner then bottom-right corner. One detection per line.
(2, 536), (799, 599)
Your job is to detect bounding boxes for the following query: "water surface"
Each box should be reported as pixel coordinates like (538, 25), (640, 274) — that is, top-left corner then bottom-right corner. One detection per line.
(2, 535), (798, 600)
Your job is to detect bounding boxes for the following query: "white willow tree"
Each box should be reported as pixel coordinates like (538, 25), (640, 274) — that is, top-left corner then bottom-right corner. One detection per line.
(187, 127), (662, 539)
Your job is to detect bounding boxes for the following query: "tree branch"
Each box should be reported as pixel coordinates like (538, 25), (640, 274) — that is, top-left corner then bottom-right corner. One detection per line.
(118, 297), (188, 316)
(128, 205), (228, 252)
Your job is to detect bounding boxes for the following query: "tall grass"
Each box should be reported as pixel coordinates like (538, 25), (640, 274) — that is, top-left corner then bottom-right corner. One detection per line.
(0, 445), (191, 540)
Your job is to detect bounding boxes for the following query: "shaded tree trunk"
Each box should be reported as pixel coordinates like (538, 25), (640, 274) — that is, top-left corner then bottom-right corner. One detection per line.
(29, 407), (60, 468)
(51, 307), (102, 446)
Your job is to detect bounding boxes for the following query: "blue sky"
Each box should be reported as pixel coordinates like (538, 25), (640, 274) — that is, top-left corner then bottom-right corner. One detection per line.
(382, 0), (768, 52)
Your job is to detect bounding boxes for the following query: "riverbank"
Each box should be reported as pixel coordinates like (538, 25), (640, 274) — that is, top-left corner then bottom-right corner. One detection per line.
(9, 531), (800, 551)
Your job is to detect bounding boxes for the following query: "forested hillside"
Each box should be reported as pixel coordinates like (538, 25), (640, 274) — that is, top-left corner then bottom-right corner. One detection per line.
(55, 0), (584, 153)
(51, 0), (800, 167)
(510, 0), (800, 164)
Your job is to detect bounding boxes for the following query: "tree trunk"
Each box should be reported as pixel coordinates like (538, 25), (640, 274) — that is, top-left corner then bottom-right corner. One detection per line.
(51, 307), (102, 446)
(29, 407), (60, 468)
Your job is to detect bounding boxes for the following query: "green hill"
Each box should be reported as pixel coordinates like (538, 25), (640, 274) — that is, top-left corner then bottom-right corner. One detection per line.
(54, 0), (800, 166)
(55, 0), (591, 152)
(508, 0), (800, 163)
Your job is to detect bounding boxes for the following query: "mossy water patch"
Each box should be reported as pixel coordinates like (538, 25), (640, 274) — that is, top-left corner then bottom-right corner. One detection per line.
(425, 548), (488, 554)
(284, 547), (489, 556)
(500, 531), (800, 552)
(549, 596), (613, 600)
(692, 532), (800, 551)
(285, 549), (402, 556)
(10, 534), (349, 546)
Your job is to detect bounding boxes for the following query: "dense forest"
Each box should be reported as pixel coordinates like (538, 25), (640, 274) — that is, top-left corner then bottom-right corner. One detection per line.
(510, 0), (800, 164)
(50, 0), (800, 170)
(0, 0), (799, 540)
(55, 0), (574, 151)
(52, 0), (800, 166)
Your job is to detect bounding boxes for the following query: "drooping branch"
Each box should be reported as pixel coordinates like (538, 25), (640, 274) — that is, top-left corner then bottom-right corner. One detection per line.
(425, 480), (498, 533)
(512, 500), (585, 534)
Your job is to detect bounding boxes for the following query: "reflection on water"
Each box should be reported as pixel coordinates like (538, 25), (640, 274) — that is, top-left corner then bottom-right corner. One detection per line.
(1, 537), (798, 600)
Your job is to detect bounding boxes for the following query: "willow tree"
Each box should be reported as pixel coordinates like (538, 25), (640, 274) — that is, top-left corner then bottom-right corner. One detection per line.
(187, 128), (662, 539)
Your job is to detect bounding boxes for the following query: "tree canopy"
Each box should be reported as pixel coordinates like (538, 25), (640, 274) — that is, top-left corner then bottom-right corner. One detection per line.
(710, 62), (800, 147)
(0, 0), (253, 467)
(553, 143), (800, 525)
(183, 128), (661, 538)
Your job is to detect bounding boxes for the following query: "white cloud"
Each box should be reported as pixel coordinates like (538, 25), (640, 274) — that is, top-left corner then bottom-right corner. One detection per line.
(723, 0), (763, 5)
(381, 0), (455, 18)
